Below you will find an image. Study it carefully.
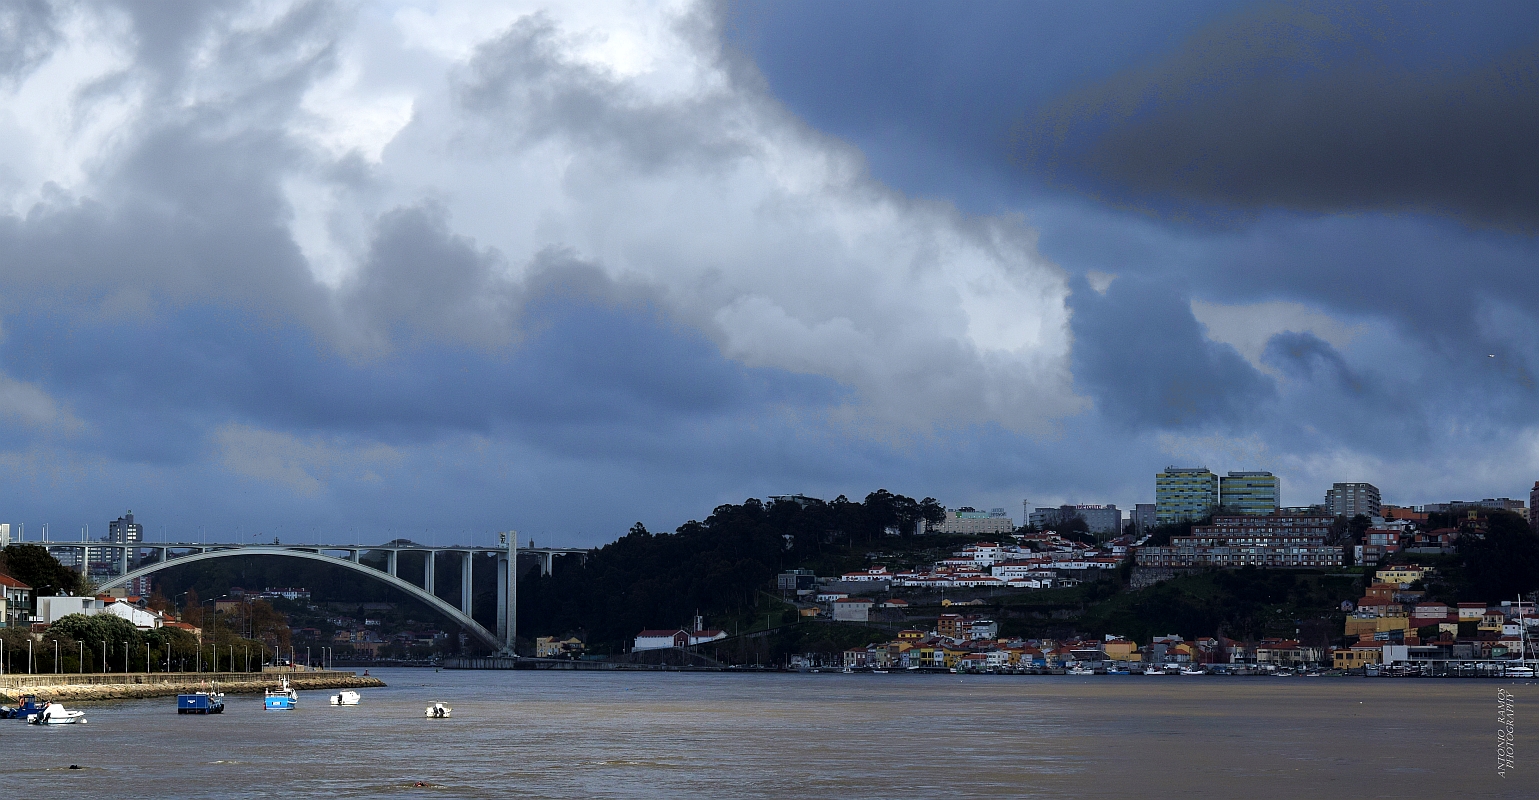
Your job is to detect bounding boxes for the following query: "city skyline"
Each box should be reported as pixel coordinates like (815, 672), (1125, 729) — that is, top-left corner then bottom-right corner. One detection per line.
(1, 2), (1537, 546)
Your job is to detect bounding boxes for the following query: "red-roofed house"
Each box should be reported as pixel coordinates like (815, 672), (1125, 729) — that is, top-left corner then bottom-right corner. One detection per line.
(633, 629), (690, 651)
(0, 573), (31, 628)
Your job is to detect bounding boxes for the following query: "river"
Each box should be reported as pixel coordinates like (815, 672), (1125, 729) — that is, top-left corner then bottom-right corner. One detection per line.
(5, 668), (1532, 798)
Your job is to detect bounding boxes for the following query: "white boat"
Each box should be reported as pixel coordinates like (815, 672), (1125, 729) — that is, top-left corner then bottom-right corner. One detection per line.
(1143, 666), (1166, 675)
(424, 702), (452, 718)
(1180, 666), (1205, 676)
(330, 690), (361, 706)
(29, 701), (87, 725)
(1505, 665), (1534, 678)
(1067, 665), (1095, 675)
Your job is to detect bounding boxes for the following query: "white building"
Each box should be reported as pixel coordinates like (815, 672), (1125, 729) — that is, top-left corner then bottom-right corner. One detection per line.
(832, 598), (874, 622)
(633, 629), (689, 651)
(37, 596), (164, 629)
(933, 509), (1014, 535)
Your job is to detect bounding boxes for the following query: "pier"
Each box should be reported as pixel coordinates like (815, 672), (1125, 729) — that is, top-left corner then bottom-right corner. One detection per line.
(0, 670), (384, 703)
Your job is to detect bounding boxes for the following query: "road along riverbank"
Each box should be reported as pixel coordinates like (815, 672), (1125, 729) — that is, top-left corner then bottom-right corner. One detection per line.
(0, 671), (385, 703)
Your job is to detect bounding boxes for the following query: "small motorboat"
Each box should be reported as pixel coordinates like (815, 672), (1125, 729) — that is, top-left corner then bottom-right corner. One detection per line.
(424, 702), (451, 718)
(1180, 666), (1205, 676)
(330, 690), (361, 706)
(1142, 666), (1166, 675)
(871, 669), (889, 674)
(29, 701), (87, 725)
(265, 676), (299, 711)
(1067, 665), (1095, 675)
(1504, 665), (1534, 678)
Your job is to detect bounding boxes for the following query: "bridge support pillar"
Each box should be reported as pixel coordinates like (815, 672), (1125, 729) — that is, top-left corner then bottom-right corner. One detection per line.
(119, 545), (129, 578)
(425, 550), (435, 596)
(539, 551), (554, 576)
(349, 549), (360, 563)
(387, 550), (397, 578)
(460, 551), (473, 616)
(496, 531), (517, 654)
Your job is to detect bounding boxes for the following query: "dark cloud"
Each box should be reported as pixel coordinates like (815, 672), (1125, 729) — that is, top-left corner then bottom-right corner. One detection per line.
(1013, 2), (1539, 230)
(1069, 276), (1273, 429)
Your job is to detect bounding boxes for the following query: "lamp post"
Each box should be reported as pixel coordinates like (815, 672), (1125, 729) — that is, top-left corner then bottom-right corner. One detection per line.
(146, 643), (151, 674)
(27, 638), (32, 674)
(52, 640), (58, 674)
(79, 641), (83, 674)
(123, 641), (128, 673)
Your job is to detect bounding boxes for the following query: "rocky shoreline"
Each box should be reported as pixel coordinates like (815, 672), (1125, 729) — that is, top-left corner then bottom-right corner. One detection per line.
(0, 672), (386, 704)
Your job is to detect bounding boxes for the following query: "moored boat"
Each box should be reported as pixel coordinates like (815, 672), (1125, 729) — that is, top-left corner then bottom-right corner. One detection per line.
(1180, 666), (1205, 676)
(330, 690), (361, 706)
(178, 690), (226, 714)
(29, 701), (87, 725)
(264, 676), (299, 710)
(1, 694), (44, 720)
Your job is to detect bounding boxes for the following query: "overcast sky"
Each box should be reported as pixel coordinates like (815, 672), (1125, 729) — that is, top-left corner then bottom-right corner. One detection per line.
(1, 0), (1536, 547)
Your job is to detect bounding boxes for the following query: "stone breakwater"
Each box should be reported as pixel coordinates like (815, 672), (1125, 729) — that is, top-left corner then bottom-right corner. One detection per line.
(0, 672), (386, 703)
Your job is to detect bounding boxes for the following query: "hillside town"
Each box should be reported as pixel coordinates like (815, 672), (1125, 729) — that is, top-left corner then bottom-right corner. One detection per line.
(628, 470), (1539, 675)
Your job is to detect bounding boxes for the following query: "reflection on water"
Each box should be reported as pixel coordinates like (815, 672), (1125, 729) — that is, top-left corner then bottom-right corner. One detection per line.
(5, 669), (1532, 799)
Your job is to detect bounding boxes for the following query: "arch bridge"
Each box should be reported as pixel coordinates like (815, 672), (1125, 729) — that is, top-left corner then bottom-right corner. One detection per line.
(79, 537), (589, 653)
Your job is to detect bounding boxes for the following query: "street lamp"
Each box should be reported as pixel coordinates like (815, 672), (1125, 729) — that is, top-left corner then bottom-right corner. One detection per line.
(79, 641), (83, 674)
(52, 640), (58, 674)
(123, 641), (128, 673)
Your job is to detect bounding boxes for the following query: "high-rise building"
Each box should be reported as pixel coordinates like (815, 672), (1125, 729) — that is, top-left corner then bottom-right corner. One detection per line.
(1220, 471), (1280, 515)
(108, 510), (142, 544)
(1531, 482), (1539, 532)
(1324, 483), (1381, 518)
(1133, 504), (1157, 536)
(1156, 467), (1219, 525)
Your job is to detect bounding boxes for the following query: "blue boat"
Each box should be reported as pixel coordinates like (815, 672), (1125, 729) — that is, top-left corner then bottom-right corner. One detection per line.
(178, 691), (225, 714)
(1, 694), (43, 720)
(264, 676), (298, 711)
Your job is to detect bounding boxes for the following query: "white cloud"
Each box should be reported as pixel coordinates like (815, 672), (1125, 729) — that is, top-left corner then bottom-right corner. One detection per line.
(213, 423), (402, 496)
(7, 0), (1081, 434)
(1191, 298), (1365, 374)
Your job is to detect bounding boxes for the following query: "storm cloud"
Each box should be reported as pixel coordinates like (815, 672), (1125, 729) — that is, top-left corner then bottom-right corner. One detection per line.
(1013, 2), (1539, 230)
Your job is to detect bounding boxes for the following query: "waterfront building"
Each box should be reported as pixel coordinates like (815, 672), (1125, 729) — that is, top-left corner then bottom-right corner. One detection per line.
(1135, 513), (1341, 569)
(1219, 472), (1279, 515)
(633, 629), (689, 651)
(1325, 482), (1381, 517)
(1155, 467), (1218, 525)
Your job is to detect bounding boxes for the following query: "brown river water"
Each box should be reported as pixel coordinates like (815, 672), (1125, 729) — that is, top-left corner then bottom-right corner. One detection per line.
(5, 668), (1534, 799)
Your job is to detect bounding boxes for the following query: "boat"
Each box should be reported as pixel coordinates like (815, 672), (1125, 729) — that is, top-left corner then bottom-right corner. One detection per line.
(264, 676), (299, 711)
(424, 702), (452, 718)
(1067, 665), (1095, 675)
(1180, 666), (1205, 676)
(1505, 665), (1535, 678)
(178, 689), (226, 714)
(871, 669), (889, 675)
(29, 701), (87, 725)
(330, 690), (361, 706)
(1106, 667), (1130, 675)
(1142, 666), (1166, 675)
(1, 694), (44, 720)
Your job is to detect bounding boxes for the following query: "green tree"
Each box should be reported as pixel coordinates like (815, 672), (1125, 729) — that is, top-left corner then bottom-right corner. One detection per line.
(1458, 510), (1539, 601)
(0, 544), (84, 598)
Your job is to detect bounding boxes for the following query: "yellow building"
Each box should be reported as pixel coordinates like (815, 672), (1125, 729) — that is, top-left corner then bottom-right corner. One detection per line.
(1333, 647), (1382, 669)
(1103, 639), (1139, 661)
(1345, 616), (1411, 638)
(1374, 566), (1427, 586)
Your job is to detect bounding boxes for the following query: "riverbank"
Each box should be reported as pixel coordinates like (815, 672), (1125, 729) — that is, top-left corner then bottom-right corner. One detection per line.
(0, 671), (385, 703)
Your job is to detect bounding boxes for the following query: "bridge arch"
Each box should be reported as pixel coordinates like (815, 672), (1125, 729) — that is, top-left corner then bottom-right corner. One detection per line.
(96, 547), (503, 650)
